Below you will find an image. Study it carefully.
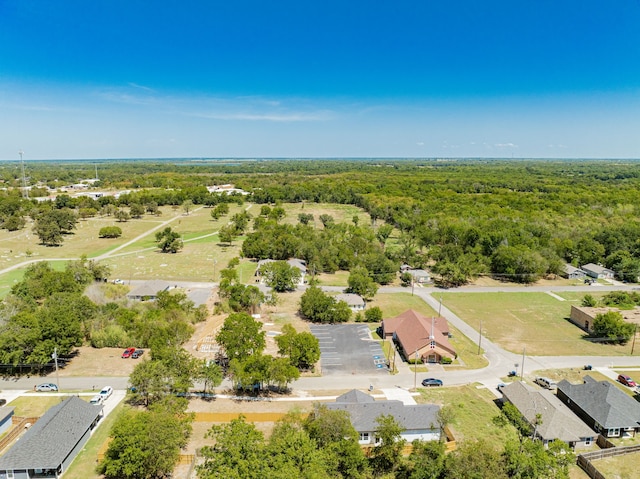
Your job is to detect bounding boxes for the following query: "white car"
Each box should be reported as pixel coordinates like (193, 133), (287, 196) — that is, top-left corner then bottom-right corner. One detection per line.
(89, 394), (104, 405)
(99, 386), (113, 399)
(113, 279), (125, 285)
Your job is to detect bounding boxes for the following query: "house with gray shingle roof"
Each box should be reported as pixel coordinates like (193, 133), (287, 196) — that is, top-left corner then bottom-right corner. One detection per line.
(126, 279), (172, 301)
(562, 264), (588, 280)
(581, 263), (615, 280)
(557, 375), (640, 438)
(0, 396), (103, 479)
(335, 293), (365, 311)
(501, 381), (595, 449)
(326, 389), (441, 444)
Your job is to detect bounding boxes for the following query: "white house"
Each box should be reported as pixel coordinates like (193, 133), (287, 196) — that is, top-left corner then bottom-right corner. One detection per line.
(335, 293), (365, 311)
(325, 389), (441, 445)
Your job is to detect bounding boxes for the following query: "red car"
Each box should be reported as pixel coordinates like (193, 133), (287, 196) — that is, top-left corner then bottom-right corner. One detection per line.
(617, 374), (637, 387)
(121, 347), (136, 358)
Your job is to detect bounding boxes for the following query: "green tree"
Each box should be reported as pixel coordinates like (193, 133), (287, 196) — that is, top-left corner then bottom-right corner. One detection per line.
(275, 324), (321, 370)
(364, 306), (383, 323)
(197, 359), (223, 394)
(98, 400), (193, 479)
(347, 266), (378, 300)
(129, 359), (171, 407)
(258, 261), (302, 292)
(198, 416), (268, 479)
(182, 199), (194, 215)
(581, 293), (598, 307)
(399, 440), (445, 479)
(33, 215), (63, 246)
(592, 310), (635, 343)
(370, 414), (406, 475)
(218, 224), (237, 245)
(155, 226), (183, 253)
(216, 312), (266, 361)
(99, 226), (123, 238)
(299, 286), (351, 323)
(129, 203), (145, 218)
(115, 209), (131, 222)
(444, 439), (509, 479)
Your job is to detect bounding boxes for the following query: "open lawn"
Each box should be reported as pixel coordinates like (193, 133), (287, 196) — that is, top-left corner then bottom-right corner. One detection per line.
(440, 292), (636, 356)
(416, 383), (518, 445)
(590, 451), (640, 479)
(9, 395), (64, 417)
(279, 203), (371, 227)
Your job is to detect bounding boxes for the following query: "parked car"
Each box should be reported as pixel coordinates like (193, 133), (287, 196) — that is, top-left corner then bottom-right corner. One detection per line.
(132, 349), (144, 359)
(89, 395), (104, 405)
(0, 398), (6, 406)
(534, 377), (557, 390)
(617, 374), (637, 387)
(121, 347), (136, 358)
(113, 279), (125, 284)
(35, 383), (58, 392)
(99, 386), (113, 399)
(421, 378), (443, 387)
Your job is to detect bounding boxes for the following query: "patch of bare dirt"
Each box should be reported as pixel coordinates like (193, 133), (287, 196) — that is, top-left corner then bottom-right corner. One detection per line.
(57, 347), (141, 377)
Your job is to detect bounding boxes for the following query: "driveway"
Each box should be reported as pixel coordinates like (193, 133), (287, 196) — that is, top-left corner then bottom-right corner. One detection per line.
(309, 324), (388, 376)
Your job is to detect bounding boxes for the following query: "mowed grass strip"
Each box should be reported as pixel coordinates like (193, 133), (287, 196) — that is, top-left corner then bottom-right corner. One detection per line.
(63, 401), (129, 479)
(440, 292), (634, 356)
(589, 450), (640, 479)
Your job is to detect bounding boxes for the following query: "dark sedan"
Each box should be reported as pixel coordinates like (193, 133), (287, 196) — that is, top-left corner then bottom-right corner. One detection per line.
(421, 378), (443, 387)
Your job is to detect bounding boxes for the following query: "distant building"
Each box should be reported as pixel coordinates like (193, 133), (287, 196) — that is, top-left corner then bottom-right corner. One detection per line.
(127, 280), (172, 301)
(562, 264), (587, 280)
(335, 293), (365, 311)
(405, 269), (431, 284)
(581, 263), (615, 280)
(569, 305), (640, 333)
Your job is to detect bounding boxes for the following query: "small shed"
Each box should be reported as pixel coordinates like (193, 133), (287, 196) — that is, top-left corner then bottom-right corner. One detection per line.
(126, 280), (172, 301)
(335, 293), (365, 311)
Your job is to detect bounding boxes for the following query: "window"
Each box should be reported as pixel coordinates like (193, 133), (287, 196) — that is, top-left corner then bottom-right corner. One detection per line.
(359, 432), (369, 442)
(375, 436), (382, 445)
(608, 428), (620, 437)
(7, 472), (14, 479)
(585, 437), (593, 446)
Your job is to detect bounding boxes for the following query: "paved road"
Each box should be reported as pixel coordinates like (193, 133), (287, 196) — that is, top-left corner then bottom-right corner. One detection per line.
(1, 281), (639, 396)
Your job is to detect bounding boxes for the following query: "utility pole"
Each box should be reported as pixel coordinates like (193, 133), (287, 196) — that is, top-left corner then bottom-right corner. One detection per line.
(414, 349), (418, 390)
(477, 320), (483, 355)
(19, 150), (28, 198)
(520, 346), (526, 381)
(53, 347), (60, 392)
(438, 296), (442, 317)
(632, 324), (638, 355)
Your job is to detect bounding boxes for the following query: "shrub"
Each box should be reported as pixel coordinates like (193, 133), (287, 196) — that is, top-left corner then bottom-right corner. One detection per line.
(99, 226), (122, 238)
(440, 357), (453, 365)
(90, 324), (131, 348)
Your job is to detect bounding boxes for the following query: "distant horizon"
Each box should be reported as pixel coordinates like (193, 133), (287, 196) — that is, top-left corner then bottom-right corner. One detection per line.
(2, 156), (640, 163)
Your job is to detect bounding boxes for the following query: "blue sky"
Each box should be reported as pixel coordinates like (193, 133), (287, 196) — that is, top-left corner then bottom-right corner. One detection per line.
(1, 0), (639, 159)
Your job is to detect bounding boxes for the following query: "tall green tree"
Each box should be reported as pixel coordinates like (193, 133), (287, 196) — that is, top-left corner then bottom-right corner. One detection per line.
(155, 226), (183, 253)
(216, 312), (266, 360)
(258, 261), (302, 292)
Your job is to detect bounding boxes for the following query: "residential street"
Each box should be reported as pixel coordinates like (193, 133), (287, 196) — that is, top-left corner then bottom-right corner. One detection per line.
(1, 283), (638, 397)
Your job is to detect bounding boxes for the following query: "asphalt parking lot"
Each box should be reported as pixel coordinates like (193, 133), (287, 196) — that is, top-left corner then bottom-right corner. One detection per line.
(309, 324), (388, 375)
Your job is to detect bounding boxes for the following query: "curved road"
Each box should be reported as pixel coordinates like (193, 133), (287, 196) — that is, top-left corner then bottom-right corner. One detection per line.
(1, 280), (638, 395)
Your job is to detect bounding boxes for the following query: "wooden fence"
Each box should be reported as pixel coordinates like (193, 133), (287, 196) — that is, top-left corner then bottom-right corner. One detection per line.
(577, 440), (640, 479)
(0, 416), (39, 453)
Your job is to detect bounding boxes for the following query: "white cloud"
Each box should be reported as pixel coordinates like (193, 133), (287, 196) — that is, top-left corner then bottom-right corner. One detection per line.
(494, 142), (518, 148)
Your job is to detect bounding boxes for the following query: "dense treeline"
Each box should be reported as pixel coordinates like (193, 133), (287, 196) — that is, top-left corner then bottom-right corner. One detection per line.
(5, 159), (640, 283)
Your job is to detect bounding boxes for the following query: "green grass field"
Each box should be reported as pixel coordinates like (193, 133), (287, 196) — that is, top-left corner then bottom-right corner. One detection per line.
(440, 292), (636, 356)
(416, 383), (518, 445)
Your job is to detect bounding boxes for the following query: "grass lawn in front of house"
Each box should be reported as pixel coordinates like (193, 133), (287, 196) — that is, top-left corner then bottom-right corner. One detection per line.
(440, 292), (635, 356)
(9, 395), (65, 417)
(416, 383), (518, 445)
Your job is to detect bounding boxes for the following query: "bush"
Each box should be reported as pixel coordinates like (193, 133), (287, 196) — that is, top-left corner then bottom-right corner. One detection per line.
(90, 324), (131, 348)
(364, 306), (383, 322)
(99, 226), (122, 238)
(440, 357), (453, 365)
